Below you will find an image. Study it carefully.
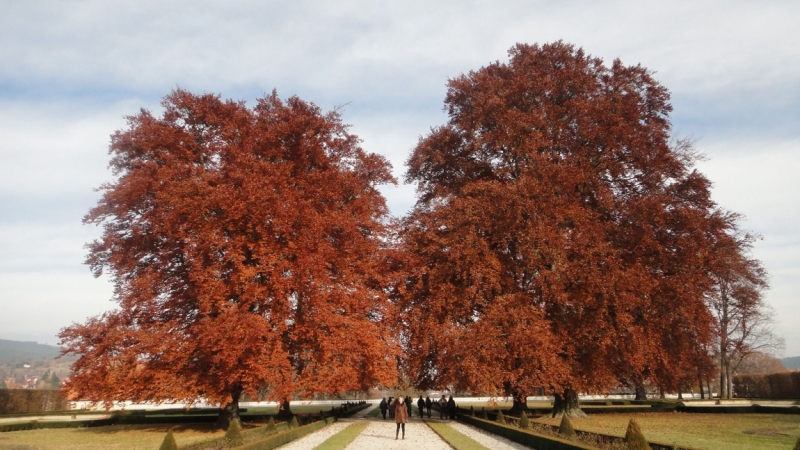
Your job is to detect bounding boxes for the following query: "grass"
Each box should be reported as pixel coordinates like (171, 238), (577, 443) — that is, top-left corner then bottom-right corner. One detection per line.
(0, 423), (225, 450)
(534, 412), (800, 450)
(312, 422), (369, 450)
(426, 421), (490, 450)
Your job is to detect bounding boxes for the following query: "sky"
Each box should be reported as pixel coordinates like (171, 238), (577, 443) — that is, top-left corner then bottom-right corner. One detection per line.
(1, 1), (798, 356)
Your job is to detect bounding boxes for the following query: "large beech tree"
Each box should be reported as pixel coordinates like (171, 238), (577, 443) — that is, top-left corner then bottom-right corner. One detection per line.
(60, 90), (399, 425)
(400, 42), (738, 415)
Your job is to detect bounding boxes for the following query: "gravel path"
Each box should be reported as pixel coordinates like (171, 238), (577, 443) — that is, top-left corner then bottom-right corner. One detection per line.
(277, 402), (535, 450)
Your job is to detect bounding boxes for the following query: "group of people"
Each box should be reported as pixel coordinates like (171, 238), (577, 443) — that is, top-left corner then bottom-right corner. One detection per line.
(378, 394), (457, 440)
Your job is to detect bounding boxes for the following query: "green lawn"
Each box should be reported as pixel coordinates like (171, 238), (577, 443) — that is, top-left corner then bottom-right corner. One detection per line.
(534, 412), (800, 450)
(312, 422), (369, 450)
(0, 423), (225, 450)
(426, 421), (489, 450)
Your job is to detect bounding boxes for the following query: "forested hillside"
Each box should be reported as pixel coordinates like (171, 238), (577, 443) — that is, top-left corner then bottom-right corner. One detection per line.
(782, 356), (800, 369)
(0, 339), (61, 363)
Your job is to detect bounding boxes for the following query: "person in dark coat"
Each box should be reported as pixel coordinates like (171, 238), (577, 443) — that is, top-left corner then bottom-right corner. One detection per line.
(447, 395), (456, 420)
(388, 397), (394, 419)
(438, 396), (446, 419)
(394, 396), (408, 439)
(425, 396), (432, 418)
(379, 397), (388, 420)
(405, 395), (412, 418)
(417, 395), (425, 418)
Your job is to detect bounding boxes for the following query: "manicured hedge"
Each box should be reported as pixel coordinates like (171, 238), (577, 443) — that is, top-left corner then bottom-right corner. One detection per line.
(733, 372), (800, 399)
(0, 416), (116, 432)
(232, 416), (337, 450)
(457, 414), (598, 450)
(460, 413), (700, 450)
(178, 421), (288, 450)
(0, 389), (68, 414)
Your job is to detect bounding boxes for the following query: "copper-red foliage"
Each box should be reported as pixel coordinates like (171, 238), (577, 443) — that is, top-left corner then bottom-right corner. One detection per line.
(400, 42), (735, 400)
(60, 90), (399, 412)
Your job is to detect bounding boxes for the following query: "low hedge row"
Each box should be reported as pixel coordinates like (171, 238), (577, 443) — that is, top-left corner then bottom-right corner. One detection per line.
(233, 416), (337, 450)
(457, 414), (598, 450)
(0, 389), (68, 414)
(458, 410), (699, 450)
(676, 404), (800, 415)
(179, 421), (289, 450)
(0, 416), (116, 432)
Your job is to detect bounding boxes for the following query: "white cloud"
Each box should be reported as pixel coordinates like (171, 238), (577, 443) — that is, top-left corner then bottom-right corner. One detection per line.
(0, 0), (798, 355)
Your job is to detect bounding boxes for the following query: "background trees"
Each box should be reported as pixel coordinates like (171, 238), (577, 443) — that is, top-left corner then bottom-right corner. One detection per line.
(399, 42), (757, 413)
(706, 226), (782, 398)
(60, 90), (399, 425)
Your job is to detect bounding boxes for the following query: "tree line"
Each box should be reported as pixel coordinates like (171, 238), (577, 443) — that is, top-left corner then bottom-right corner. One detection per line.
(59, 41), (777, 424)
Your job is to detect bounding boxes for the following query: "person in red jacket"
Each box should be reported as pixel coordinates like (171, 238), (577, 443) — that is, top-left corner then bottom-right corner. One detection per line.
(395, 396), (408, 439)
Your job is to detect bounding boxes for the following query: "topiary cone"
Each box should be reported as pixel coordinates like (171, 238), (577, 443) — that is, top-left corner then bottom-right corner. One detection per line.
(481, 407), (488, 419)
(624, 419), (650, 450)
(158, 429), (178, 450)
(496, 409), (506, 424)
(223, 418), (244, 447)
(470, 405), (475, 417)
(519, 411), (530, 429)
(265, 416), (277, 434)
(558, 414), (576, 438)
(289, 415), (299, 428)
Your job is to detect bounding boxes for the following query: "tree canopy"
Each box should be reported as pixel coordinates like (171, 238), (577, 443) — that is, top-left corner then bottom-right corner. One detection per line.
(60, 90), (399, 422)
(399, 42), (749, 413)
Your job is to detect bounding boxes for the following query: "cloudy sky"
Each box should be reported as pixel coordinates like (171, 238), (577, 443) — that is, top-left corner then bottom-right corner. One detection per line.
(1, 1), (798, 357)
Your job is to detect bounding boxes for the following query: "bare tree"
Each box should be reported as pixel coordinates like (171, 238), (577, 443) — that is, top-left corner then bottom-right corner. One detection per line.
(706, 223), (779, 399)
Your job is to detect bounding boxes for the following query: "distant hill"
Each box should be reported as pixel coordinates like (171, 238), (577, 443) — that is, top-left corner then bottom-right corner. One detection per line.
(0, 339), (62, 363)
(782, 356), (800, 369)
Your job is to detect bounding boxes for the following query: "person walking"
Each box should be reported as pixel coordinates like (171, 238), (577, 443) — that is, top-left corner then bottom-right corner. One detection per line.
(405, 395), (412, 418)
(395, 396), (408, 440)
(417, 395), (425, 418)
(425, 396), (432, 418)
(388, 397), (394, 419)
(447, 395), (456, 420)
(438, 396), (446, 419)
(379, 397), (388, 420)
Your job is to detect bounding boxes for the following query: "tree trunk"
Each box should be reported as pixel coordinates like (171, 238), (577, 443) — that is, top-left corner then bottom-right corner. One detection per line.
(634, 383), (647, 401)
(726, 364), (733, 399)
(277, 396), (293, 420)
(509, 391), (529, 413)
(551, 389), (586, 418)
(216, 384), (242, 429)
(697, 367), (705, 400)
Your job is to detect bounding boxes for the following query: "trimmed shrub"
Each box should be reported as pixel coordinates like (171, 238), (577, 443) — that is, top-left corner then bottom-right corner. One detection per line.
(224, 418), (244, 447)
(237, 417), (336, 450)
(265, 416), (277, 434)
(795, 436), (800, 450)
(496, 409), (506, 424)
(558, 414), (576, 438)
(289, 415), (299, 429)
(625, 419), (650, 450)
(470, 405), (475, 417)
(158, 429), (179, 450)
(519, 412), (530, 429)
